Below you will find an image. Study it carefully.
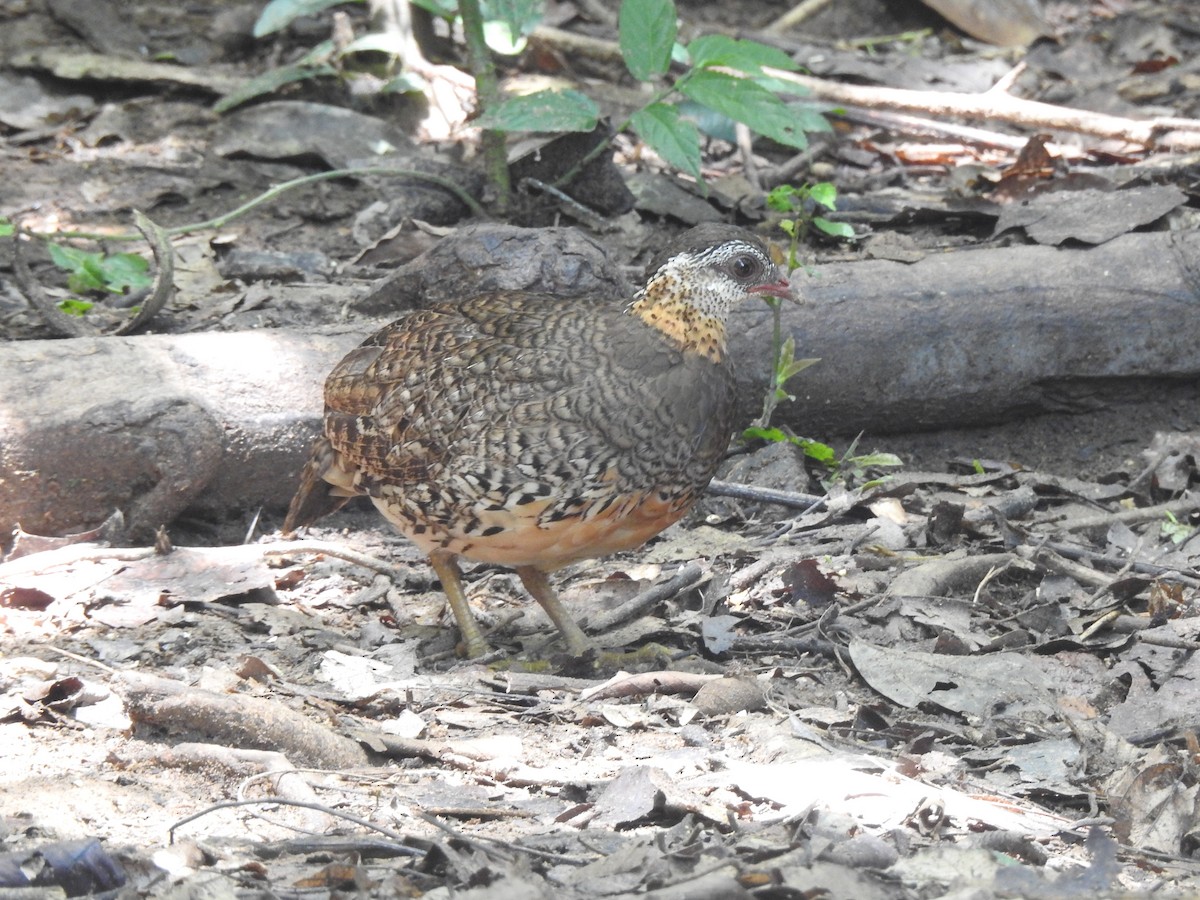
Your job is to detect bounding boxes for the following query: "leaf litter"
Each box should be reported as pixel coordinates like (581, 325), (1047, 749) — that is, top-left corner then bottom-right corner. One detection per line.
(1, 431), (1197, 895)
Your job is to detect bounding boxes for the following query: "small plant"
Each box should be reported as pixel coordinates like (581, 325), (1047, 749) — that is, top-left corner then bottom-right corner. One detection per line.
(480, 0), (829, 186)
(743, 425), (835, 466)
(745, 181), (852, 435)
(832, 442), (904, 490)
(235, 0), (830, 199)
(739, 182), (890, 483)
(45, 244), (152, 317)
(768, 181), (855, 271)
(1161, 510), (1195, 545)
(746, 329), (820, 434)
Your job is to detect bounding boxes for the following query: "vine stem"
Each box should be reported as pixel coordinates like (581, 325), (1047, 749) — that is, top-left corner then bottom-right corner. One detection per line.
(552, 82), (681, 189)
(458, 0), (511, 212)
(753, 207), (806, 429)
(18, 167), (486, 243)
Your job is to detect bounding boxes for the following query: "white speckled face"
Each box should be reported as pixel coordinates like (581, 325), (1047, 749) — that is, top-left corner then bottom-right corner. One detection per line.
(625, 233), (791, 361)
(643, 238), (788, 320)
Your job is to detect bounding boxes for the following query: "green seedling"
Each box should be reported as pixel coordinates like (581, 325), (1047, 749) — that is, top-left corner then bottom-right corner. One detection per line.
(768, 181), (855, 272)
(45, 244), (152, 317)
(1162, 510), (1195, 545)
(742, 181), (852, 443)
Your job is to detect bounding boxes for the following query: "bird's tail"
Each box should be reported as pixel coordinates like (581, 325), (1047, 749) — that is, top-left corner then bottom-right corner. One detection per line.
(282, 437), (354, 533)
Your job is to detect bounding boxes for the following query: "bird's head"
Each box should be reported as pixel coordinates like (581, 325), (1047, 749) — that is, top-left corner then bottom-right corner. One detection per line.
(628, 224), (793, 361)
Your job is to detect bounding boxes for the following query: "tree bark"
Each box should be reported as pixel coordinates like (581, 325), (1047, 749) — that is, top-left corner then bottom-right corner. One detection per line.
(0, 327), (362, 545)
(729, 229), (1200, 434)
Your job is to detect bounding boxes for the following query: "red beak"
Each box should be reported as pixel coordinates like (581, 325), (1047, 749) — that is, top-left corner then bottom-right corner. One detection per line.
(749, 273), (794, 300)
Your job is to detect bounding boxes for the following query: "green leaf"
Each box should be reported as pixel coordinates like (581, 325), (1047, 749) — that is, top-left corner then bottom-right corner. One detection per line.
(780, 357), (820, 380)
(673, 99), (737, 143)
(67, 271), (102, 294)
(214, 53), (337, 114)
(847, 452), (903, 468)
(1162, 511), (1194, 544)
(45, 243), (86, 267)
(46, 243), (95, 283)
(741, 427), (834, 466)
(742, 426), (789, 444)
(630, 103), (702, 181)
(254, 0), (352, 37)
(800, 439), (836, 463)
(338, 31), (408, 56)
(808, 182), (837, 209)
(483, 0), (543, 53)
(410, 0), (457, 18)
(57, 298), (94, 317)
(619, 0), (676, 81)
(753, 73), (807, 96)
(687, 35), (798, 74)
(787, 102), (833, 134)
(97, 252), (152, 293)
(72, 256), (110, 293)
(859, 477), (893, 490)
(775, 334), (797, 376)
(813, 216), (855, 239)
(0, 218), (13, 237)
(381, 72), (428, 94)
(475, 90), (599, 132)
(483, 19), (523, 54)
(766, 184), (799, 212)
(680, 69), (809, 149)
(47, 244), (151, 295)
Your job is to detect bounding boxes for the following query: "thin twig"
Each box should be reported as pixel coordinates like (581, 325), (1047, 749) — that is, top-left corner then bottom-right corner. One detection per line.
(707, 479), (825, 511)
(762, 67), (1200, 150)
(1014, 544), (1112, 589)
(519, 177), (614, 231)
(43, 645), (119, 676)
(526, 24), (1200, 150)
(584, 562), (707, 635)
(168, 797), (422, 851)
(261, 539), (404, 578)
(23, 168), (485, 244)
(1038, 539), (1200, 586)
(1057, 496), (1199, 533)
(765, 0), (836, 34)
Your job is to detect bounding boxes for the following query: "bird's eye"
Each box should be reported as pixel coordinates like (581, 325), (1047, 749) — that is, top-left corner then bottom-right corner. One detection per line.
(729, 254), (761, 281)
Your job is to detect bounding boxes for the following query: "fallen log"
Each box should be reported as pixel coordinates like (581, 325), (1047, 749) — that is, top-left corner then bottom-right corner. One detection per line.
(0, 327), (362, 546)
(730, 229), (1200, 434)
(1, 230), (1197, 545)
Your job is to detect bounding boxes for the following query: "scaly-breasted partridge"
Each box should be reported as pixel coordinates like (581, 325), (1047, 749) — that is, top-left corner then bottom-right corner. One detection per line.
(284, 224), (792, 657)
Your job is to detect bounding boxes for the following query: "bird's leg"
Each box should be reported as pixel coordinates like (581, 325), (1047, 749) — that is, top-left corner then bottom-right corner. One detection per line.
(516, 566), (593, 656)
(428, 549), (490, 658)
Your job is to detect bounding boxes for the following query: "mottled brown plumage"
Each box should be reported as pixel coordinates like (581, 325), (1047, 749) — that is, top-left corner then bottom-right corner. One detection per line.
(285, 224), (791, 657)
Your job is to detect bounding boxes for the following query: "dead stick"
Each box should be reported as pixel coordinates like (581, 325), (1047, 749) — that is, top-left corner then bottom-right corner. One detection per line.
(528, 25), (1200, 150)
(763, 67), (1200, 150)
